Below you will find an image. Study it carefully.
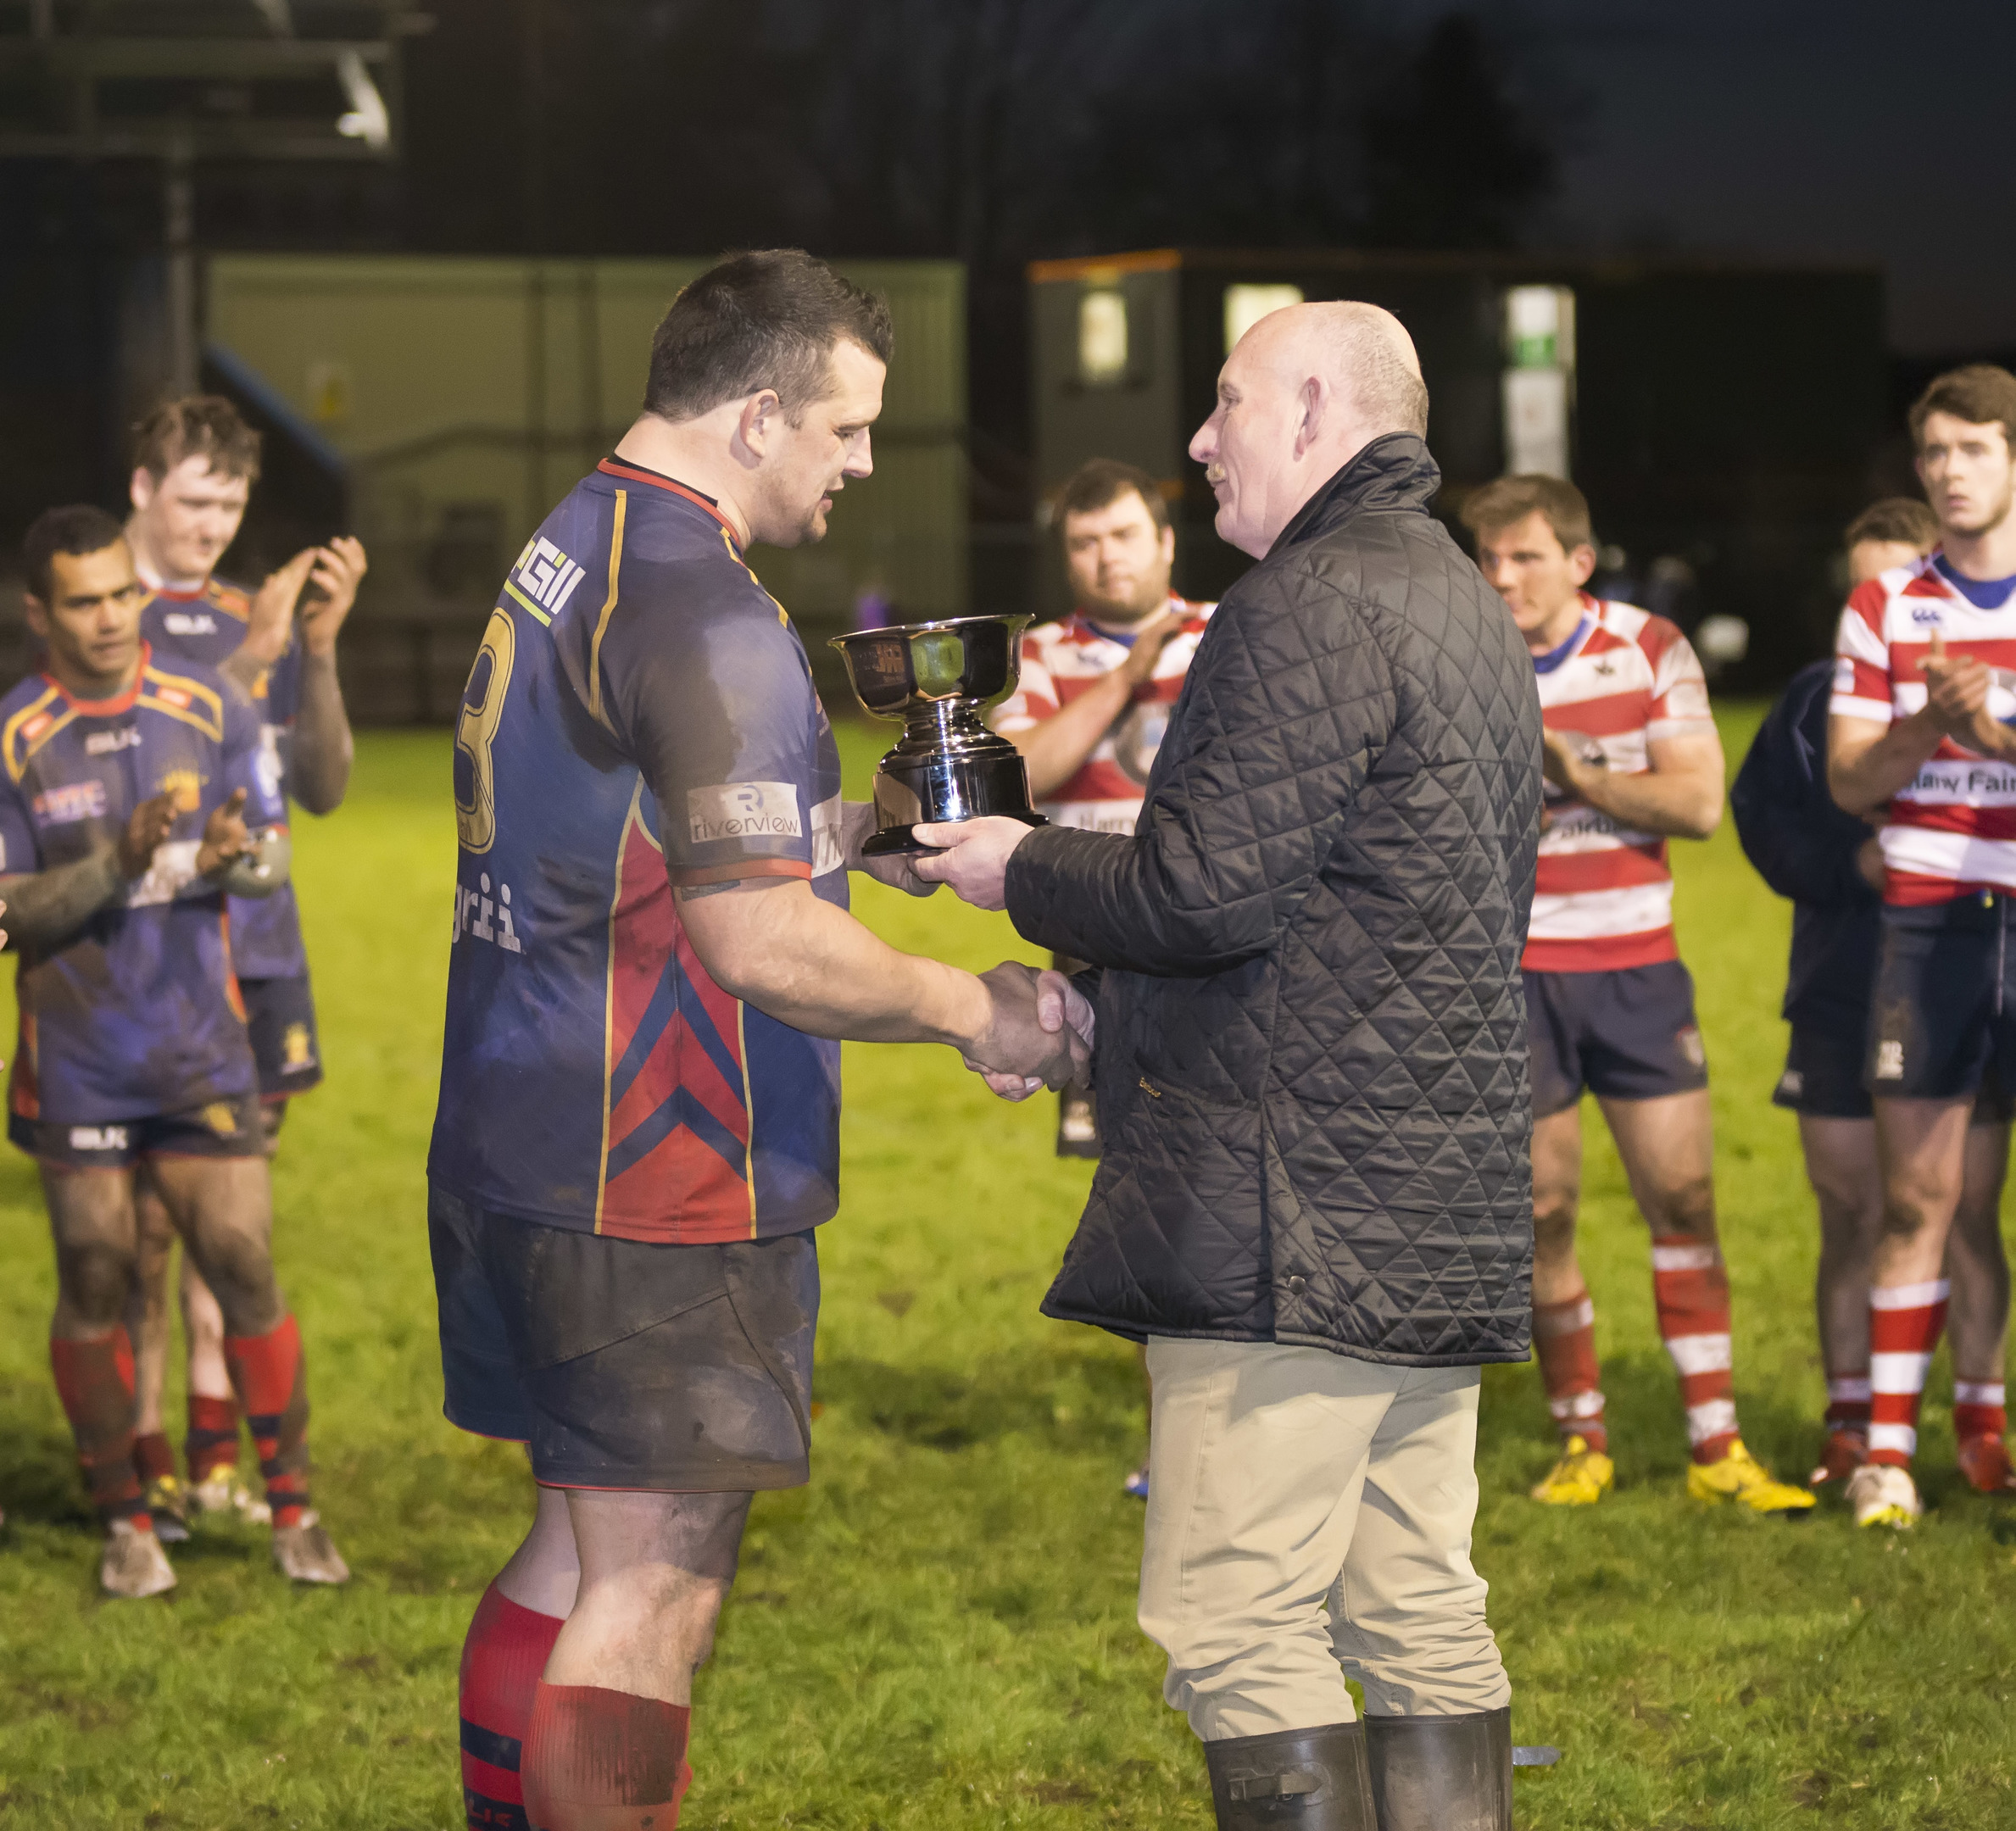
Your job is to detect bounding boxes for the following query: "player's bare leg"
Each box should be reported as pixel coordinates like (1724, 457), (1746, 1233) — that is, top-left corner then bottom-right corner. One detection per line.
(125, 1175), (189, 1538)
(1528, 1103), (1614, 1503)
(1949, 1120), (2013, 1493)
(1799, 1115), (1884, 1483)
(1601, 1090), (1812, 1511)
(1854, 1094), (1972, 1526)
(518, 1488), (749, 1829)
(460, 1478), (581, 1830)
(148, 1152), (347, 1582)
(43, 1165), (175, 1598)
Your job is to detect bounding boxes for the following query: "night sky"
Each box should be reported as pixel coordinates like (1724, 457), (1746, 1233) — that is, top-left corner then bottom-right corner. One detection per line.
(1497, 0), (2016, 354)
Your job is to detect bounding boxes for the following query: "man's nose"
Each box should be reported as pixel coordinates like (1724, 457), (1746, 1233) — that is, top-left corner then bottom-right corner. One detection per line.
(846, 434), (873, 478)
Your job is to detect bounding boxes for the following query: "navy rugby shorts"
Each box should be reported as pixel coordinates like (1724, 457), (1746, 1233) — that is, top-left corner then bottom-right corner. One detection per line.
(1524, 960), (1709, 1119)
(1864, 893), (2016, 1104)
(241, 972), (323, 1103)
(9, 1092), (267, 1170)
(427, 1183), (818, 1492)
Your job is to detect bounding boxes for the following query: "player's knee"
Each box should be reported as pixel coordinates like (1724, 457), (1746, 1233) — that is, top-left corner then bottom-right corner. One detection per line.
(58, 1241), (136, 1325)
(1532, 1198), (1578, 1261)
(185, 1232), (283, 1335)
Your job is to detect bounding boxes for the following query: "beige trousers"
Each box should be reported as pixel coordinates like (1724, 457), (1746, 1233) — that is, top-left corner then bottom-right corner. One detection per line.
(1139, 1336), (1510, 1740)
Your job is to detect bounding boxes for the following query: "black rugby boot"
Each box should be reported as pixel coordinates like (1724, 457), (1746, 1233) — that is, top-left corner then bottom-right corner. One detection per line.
(1203, 1721), (1376, 1829)
(1363, 1706), (1512, 1831)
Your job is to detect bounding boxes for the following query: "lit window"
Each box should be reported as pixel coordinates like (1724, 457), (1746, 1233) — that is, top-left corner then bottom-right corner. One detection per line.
(1223, 284), (1304, 356)
(1078, 290), (1129, 385)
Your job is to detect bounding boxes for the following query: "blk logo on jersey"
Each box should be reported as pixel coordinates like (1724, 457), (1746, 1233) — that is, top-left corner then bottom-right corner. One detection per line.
(33, 782), (108, 826)
(162, 612), (218, 636)
(85, 727), (141, 757)
(68, 1125), (129, 1152)
(688, 781), (804, 843)
(511, 536), (590, 617)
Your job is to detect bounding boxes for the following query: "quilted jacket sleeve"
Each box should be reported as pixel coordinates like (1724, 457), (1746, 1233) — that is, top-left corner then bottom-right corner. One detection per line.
(1005, 570), (1395, 977)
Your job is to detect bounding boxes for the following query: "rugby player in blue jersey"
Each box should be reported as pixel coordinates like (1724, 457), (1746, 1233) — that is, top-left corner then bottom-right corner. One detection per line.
(431, 250), (1089, 1830)
(119, 398), (367, 1537)
(3, 506), (348, 1598)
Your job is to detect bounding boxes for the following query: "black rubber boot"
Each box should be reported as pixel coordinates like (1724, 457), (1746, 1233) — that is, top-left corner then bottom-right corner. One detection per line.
(1204, 1721), (1377, 1829)
(1363, 1707), (1512, 1831)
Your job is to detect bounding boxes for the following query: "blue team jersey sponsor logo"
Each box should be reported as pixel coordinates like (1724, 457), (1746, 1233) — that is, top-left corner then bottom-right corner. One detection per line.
(1910, 605), (1944, 625)
(33, 781), (108, 826)
(162, 611), (219, 635)
(85, 726), (141, 757)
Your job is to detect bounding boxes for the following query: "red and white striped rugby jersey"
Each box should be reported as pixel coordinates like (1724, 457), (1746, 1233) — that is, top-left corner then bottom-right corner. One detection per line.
(1832, 554), (2016, 906)
(1526, 596), (1716, 972)
(990, 597), (1214, 833)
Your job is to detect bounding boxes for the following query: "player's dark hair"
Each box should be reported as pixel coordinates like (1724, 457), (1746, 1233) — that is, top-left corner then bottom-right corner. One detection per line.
(131, 394), (263, 484)
(23, 504), (126, 603)
(1845, 497), (1938, 554)
(1055, 458), (1171, 536)
(643, 250), (894, 426)
(1909, 365), (2016, 453)
(1459, 474), (1594, 553)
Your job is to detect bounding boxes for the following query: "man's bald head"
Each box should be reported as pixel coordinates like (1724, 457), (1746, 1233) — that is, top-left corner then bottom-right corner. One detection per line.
(1189, 299), (1432, 558)
(1246, 302), (1428, 441)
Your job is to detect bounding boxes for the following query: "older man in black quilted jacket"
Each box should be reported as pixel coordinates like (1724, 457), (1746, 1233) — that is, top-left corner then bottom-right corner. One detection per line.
(919, 301), (1543, 1831)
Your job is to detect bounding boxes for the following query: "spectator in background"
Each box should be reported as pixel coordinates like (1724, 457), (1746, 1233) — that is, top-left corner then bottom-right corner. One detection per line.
(1735, 497), (2012, 1500)
(989, 458), (1213, 1499)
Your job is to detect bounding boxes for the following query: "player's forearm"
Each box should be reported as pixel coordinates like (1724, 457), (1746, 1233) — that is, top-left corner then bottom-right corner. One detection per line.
(1568, 765), (1724, 841)
(1006, 674), (1130, 799)
(677, 879), (988, 1048)
(1829, 708), (1945, 815)
(0, 851), (128, 950)
(291, 649), (354, 815)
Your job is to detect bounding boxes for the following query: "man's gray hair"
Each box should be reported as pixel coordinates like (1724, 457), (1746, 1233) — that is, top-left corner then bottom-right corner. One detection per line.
(1312, 301), (1430, 439)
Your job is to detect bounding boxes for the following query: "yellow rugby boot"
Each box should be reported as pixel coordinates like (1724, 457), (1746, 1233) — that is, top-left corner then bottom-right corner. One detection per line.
(1687, 1439), (1815, 1515)
(1530, 1435), (1614, 1505)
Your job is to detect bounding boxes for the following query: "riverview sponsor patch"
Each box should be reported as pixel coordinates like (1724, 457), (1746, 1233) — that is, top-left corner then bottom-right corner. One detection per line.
(687, 782), (804, 843)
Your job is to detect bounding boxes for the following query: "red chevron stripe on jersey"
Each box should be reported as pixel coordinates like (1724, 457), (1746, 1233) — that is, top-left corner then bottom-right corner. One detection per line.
(1832, 554), (2016, 905)
(990, 598), (1214, 833)
(1526, 597), (1716, 973)
(597, 796), (755, 1240)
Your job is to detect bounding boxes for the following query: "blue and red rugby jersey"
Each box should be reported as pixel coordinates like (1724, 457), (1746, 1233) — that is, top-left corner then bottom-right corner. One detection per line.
(427, 459), (848, 1244)
(140, 575), (307, 981)
(0, 644), (287, 1124)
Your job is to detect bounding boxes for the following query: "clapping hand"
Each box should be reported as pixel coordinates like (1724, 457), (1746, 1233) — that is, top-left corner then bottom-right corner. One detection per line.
(962, 962), (1095, 1099)
(1921, 630), (2003, 753)
(196, 788), (253, 878)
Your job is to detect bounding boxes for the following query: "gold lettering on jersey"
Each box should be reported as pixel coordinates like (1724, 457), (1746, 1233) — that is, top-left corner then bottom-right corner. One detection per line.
(158, 767), (203, 812)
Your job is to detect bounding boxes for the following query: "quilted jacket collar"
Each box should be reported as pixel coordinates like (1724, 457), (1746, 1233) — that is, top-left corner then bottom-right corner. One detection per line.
(1267, 431), (1443, 559)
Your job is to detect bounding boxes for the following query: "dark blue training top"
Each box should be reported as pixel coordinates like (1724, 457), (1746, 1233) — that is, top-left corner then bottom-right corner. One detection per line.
(1729, 659), (1880, 1028)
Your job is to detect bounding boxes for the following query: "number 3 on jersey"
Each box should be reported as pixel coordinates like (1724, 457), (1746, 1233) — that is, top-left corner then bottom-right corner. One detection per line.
(455, 607), (515, 852)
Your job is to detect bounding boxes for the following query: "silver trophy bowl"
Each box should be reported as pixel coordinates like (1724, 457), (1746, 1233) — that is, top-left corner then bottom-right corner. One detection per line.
(830, 613), (1049, 857)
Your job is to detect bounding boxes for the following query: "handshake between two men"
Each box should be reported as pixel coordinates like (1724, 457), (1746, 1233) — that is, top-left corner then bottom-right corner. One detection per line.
(671, 800), (1094, 1100)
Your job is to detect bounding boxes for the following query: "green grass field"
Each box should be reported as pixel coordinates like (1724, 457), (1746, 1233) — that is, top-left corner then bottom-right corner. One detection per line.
(3, 709), (2015, 1829)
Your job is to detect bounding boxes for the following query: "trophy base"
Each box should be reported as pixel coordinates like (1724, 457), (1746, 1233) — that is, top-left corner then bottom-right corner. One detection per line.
(862, 810), (1048, 859)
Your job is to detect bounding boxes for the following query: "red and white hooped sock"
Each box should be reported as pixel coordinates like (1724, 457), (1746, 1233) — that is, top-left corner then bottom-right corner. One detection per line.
(1868, 1278), (1950, 1467)
(1651, 1237), (1738, 1464)
(1824, 1372), (1872, 1438)
(459, 1581), (566, 1831)
(521, 1680), (693, 1830)
(50, 1327), (150, 1530)
(1533, 1288), (1607, 1454)
(1953, 1379), (2007, 1445)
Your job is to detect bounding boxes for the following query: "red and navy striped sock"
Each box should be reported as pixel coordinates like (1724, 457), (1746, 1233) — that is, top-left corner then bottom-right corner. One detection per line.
(133, 1429), (175, 1487)
(185, 1393), (242, 1483)
(49, 1327), (150, 1529)
(222, 1314), (310, 1527)
(459, 1582), (565, 1831)
(521, 1680), (692, 1830)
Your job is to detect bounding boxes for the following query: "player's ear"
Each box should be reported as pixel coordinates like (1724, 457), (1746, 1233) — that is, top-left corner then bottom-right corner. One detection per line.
(737, 388), (782, 465)
(129, 466), (155, 513)
(1568, 543), (1597, 588)
(21, 593), (48, 638)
